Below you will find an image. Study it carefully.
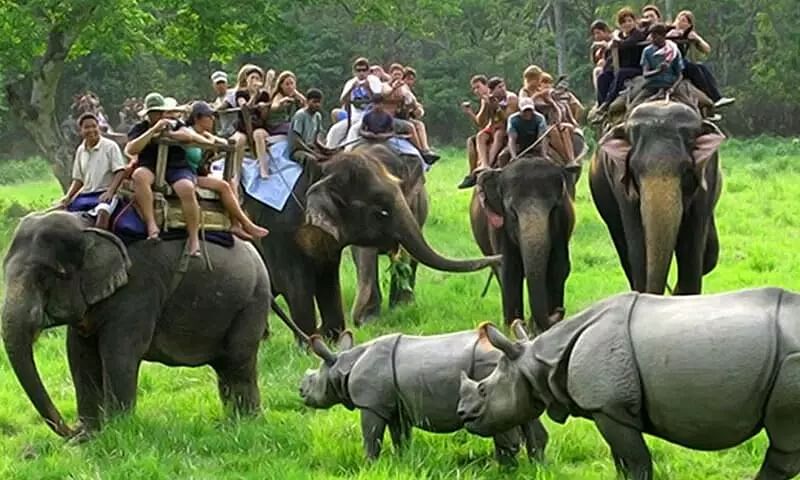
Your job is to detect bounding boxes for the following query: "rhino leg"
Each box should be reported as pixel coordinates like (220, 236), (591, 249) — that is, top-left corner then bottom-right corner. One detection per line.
(522, 419), (549, 462)
(361, 410), (387, 460)
(492, 429), (522, 467)
(388, 418), (412, 453)
(593, 413), (652, 480)
(759, 353), (800, 479)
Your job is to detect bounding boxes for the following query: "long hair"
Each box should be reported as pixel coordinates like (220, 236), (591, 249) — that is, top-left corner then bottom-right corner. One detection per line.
(271, 71), (297, 99)
(236, 64), (264, 90)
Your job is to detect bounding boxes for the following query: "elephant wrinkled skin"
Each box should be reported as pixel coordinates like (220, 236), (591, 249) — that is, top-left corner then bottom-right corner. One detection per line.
(1, 212), (271, 438)
(591, 100), (724, 295)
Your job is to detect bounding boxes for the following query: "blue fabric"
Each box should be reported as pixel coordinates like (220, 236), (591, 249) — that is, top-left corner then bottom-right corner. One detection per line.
(387, 138), (431, 173)
(66, 191), (103, 212)
(641, 44), (684, 89)
(240, 140), (303, 211)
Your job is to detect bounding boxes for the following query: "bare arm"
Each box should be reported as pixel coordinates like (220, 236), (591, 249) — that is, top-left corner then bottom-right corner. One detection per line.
(690, 31), (711, 55)
(507, 130), (519, 157)
(104, 169), (128, 197)
(58, 180), (84, 206)
(125, 120), (168, 156)
(169, 126), (217, 146)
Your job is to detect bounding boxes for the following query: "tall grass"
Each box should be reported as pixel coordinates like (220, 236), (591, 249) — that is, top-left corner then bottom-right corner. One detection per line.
(1, 138), (800, 479)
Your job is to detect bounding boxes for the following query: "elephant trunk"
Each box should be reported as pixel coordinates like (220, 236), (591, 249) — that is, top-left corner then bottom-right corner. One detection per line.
(1, 282), (75, 438)
(394, 195), (501, 272)
(518, 205), (553, 332)
(640, 176), (683, 294)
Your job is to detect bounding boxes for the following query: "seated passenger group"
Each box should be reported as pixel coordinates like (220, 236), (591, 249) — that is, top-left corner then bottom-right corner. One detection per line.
(58, 57), (440, 255)
(590, 5), (734, 120)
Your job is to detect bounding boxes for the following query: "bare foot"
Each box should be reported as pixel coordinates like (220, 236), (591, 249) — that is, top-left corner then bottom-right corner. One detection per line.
(259, 171), (270, 179)
(244, 223), (269, 238)
(230, 225), (254, 241)
(187, 237), (201, 257)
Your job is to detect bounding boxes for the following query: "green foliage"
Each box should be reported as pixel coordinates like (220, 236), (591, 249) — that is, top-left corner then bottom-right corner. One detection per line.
(1, 139), (800, 478)
(0, 157), (53, 185)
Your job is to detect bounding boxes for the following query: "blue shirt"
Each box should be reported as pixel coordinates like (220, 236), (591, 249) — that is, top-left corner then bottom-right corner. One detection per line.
(641, 42), (684, 89)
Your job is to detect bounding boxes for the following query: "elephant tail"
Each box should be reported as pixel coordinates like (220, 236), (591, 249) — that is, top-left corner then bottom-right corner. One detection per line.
(271, 300), (310, 344)
(480, 270), (495, 298)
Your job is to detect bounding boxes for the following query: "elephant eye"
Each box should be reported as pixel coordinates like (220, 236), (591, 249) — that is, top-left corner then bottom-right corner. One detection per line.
(374, 208), (390, 220)
(478, 382), (487, 398)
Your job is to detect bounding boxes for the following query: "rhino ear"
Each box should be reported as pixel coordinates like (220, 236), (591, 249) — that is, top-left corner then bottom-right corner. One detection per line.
(334, 349), (361, 377)
(510, 319), (530, 341)
(337, 330), (355, 351)
(479, 322), (523, 360)
(310, 335), (337, 366)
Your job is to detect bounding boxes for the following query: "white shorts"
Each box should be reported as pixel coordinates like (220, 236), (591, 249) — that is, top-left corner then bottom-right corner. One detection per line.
(88, 195), (119, 216)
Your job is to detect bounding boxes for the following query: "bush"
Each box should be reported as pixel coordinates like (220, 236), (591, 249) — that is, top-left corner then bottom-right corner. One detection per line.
(0, 157), (53, 185)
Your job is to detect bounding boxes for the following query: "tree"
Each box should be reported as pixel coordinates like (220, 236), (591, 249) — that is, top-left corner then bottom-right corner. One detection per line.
(0, 0), (286, 190)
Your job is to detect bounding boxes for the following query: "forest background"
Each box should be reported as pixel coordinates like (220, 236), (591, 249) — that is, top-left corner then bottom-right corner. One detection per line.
(1, 0), (798, 188)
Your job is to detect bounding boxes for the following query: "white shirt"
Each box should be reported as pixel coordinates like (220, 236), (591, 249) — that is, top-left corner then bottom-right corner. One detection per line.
(72, 136), (126, 193)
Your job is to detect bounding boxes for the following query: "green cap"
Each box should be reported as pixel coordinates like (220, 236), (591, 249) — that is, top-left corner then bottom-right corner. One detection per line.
(139, 92), (167, 116)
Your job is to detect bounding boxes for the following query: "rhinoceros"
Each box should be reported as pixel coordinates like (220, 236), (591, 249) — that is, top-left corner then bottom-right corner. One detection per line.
(299, 329), (548, 463)
(458, 288), (800, 480)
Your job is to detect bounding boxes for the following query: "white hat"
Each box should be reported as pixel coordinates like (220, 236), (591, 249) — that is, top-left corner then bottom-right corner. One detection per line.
(519, 97), (536, 112)
(211, 71), (228, 84)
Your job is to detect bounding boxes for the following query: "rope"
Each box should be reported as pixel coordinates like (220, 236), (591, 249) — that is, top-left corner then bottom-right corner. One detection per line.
(510, 123), (557, 163)
(273, 161), (306, 212)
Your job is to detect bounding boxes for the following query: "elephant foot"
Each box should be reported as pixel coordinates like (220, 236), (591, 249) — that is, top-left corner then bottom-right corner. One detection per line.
(388, 288), (415, 308)
(67, 422), (95, 444)
(354, 311), (381, 327)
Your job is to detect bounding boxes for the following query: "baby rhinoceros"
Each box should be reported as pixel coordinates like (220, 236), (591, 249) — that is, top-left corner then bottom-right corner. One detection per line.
(458, 288), (800, 480)
(299, 329), (548, 464)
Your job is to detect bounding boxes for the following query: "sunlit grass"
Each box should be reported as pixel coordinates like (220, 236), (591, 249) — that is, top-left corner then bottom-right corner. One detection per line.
(1, 137), (800, 479)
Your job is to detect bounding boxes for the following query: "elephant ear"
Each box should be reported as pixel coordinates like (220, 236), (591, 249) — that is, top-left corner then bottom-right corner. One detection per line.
(476, 169), (504, 228)
(692, 120), (725, 191)
(80, 228), (131, 306)
(598, 123), (631, 164)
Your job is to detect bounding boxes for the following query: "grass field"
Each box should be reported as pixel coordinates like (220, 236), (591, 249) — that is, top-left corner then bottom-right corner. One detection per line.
(1, 138), (800, 479)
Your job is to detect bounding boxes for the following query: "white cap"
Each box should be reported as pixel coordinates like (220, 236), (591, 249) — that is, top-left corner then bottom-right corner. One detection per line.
(211, 71), (228, 84)
(519, 97), (536, 112)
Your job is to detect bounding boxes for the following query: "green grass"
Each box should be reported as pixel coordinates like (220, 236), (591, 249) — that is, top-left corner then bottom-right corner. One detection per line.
(2, 138), (800, 479)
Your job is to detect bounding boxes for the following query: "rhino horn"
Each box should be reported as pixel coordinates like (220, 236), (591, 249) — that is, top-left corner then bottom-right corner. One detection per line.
(510, 319), (530, 341)
(310, 335), (337, 366)
(479, 323), (523, 360)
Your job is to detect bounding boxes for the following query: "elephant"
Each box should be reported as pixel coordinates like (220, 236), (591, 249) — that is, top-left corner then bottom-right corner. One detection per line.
(299, 328), (548, 464)
(470, 156), (579, 333)
(591, 99), (725, 294)
(458, 288), (800, 480)
(244, 144), (499, 339)
(1, 211), (271, 438)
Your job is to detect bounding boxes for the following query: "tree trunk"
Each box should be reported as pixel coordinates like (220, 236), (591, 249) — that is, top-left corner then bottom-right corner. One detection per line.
(4, 24), (94, 193)
(665, 0), (676, 20)
(552, 0), (567, 76)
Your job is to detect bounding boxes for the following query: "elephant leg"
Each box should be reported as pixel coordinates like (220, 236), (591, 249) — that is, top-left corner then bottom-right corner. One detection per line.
(98, 335), (143, 417)
(756, 447), (800, 480)
(546, 217), (571, 321)
(351, 246), (382, 326)
(619, 204), (647, 293)
(702, 215), (719, 275)
(594, 413), (652, 480)
(283, 271), (319, 340)
(212, 354), (260, 416)
(315, 259), (346, 340)
(67, 328), (103, 431)
(389, 249), (416, 308)
(500, 237), (524, 326)
(589, 165), (635, 288)
(674, 210), (708, 295)
(361, 409), (387, 460)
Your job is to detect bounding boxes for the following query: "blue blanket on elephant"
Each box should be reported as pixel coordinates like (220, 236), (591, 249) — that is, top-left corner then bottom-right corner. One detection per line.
(67, 191), (234, 247)
(240, 140), (303, 212)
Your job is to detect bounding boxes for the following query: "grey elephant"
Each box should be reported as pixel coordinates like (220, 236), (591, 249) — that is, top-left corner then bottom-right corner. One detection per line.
(459, 287), (800, 479)
(245, 145), (498, 339)
(299, 329), (548, 464)
(591, 95), (725, 295)
(470, 157), (579, 333)
(2, 211), (271, 438)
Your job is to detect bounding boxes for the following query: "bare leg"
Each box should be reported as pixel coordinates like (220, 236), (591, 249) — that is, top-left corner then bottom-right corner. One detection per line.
(488, 128), (505, 167)
(132, 167), (158, 239)
(95, 210), (111, 230)
(231, 132), (248, 197)
(172, 178), (201, 255)
(467, 135), (478, 173)
(253, 129), (270, 178)
(476, 130), (492, 170)
(197, 177), (268, 239)
(412, 119), (431, 151)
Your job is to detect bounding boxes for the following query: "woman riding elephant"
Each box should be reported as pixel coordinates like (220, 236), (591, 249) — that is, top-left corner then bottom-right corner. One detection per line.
(243, 144), (499, 339)
(2, 212), (271, 438)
